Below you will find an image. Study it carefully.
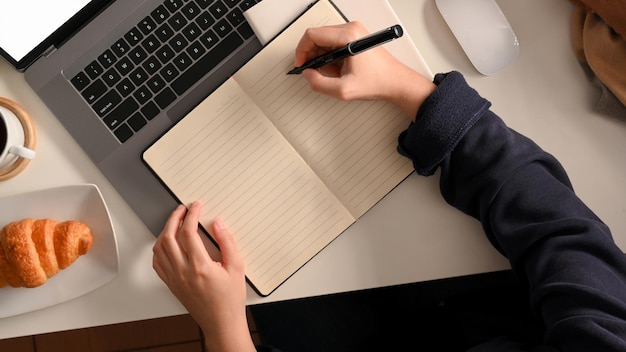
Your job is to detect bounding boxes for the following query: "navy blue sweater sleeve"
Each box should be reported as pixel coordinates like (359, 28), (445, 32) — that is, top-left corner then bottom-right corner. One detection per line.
(398, 72), (626, 351)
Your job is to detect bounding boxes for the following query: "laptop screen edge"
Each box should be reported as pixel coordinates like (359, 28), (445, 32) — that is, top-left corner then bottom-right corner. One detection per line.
(0, 0), (115, 72)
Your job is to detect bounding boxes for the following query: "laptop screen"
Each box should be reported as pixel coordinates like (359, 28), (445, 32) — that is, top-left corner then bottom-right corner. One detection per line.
(0, 0), (112, 71)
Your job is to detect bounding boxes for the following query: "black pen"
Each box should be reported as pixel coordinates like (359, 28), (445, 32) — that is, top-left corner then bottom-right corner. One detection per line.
(287, 24), (404, 75)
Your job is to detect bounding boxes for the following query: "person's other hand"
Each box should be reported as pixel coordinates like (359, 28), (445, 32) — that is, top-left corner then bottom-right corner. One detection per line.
(153, 202), (254, 352)
(294, 21), (435, 118)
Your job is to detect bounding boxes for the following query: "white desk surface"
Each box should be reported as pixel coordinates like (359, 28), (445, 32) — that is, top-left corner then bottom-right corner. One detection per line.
(1, 0), (625, 339)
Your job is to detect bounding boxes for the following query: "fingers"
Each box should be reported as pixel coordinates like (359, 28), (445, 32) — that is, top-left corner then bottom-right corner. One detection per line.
(212, 218), (245, 274)
(295, 22), (367, 66)
(153, 202), (206, 271)
(176, 201), (208, 262)
(153, 200), (245, 290)
(153, 204), (187, 273)
(161, 204), (187, 238)
(296, 21), (398, 102)
(294, 26), (335, 66)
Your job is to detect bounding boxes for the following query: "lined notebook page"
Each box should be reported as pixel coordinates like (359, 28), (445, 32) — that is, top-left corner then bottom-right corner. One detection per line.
(234, 0), (414, 217)
(143, 79), (354, 296)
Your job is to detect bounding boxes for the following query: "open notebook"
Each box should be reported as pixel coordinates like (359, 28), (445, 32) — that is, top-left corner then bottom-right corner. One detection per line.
(143, 0), (414, 296)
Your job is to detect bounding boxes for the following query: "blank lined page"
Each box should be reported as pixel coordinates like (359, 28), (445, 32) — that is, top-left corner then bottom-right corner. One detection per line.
(143, 79), (354, 296)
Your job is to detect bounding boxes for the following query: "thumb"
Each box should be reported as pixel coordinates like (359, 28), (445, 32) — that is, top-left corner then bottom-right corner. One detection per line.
(212, 218), (244, 273)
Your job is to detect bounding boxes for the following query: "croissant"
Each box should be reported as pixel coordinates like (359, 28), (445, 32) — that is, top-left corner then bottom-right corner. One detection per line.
(0, 218), (93, 288)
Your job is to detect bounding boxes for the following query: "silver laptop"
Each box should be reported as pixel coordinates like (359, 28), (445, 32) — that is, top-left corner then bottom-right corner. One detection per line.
(0, 0), (264, 235)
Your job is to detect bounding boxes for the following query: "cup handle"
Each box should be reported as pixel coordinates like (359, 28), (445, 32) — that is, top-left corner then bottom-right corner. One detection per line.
(8, 145), (36, 160)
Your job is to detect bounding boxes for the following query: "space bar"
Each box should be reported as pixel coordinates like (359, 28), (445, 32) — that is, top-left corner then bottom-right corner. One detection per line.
(171, 32), (244, 96)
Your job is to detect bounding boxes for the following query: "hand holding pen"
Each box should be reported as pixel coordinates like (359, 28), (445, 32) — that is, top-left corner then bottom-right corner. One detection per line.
(288, 24), (403, 74)
(293, 21), (435, 118)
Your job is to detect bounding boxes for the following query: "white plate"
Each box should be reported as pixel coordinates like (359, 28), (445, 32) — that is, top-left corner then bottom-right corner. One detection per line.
(0, 184), (118, 318)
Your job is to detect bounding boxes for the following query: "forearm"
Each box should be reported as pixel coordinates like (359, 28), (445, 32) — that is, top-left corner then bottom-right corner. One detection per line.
(398, 72), (626, 350)
(380, 61), (436, 118)
(201, 314), (256, 352)
(203, 333), (255, 352)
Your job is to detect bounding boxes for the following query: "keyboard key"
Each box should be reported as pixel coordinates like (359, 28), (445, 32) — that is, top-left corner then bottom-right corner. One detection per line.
(125, 28), (144, 46)
(160, 63), (179, 82)
(129, 67), (149, 86)
(172, 32), (243, 95)
(182, 2), (201, 20)
(226, 8), (244, 27)
(156, 45), (175, 64)
(114, 124), (133, 143)
(82, 79), (107, 103)
(240, 0), (257, 11)
(173, 52), (192, 71)
(195, 12), (215, 30)
(199, 29), (219, 49)
(129, 46), (148, 65)
(195, 0), (213, 9)
(214, 18), (233, 38)
(224, 0), (242, 8)
(85, 60), (104, 79)
(133, 85), (153, 105)
(71, 72), (91, 91)
(168, 12), (187, 31)
(112, 38), (131, 57)
(141, 34), (161, 54)
(115, 57), (135, 76)
(156, 23), (175, 42)
(147, 75), (166, 93)
(164, 0), (185, 13)
(93, 90), (122, 117)
(155, 87), (177, 109)
(169, 33), (188, 52)
(187, 41), (206, 60)
(103, 98), (139, 129)
(116, 78), (135, 97)
(151, 5), (170, 24)
(238, 22), (254, 39)
(138, 16), (157, 35)
(142, 56), (162, 75)
(182, 23), (202, 42)
(141, 101), (160, 120)
(209, 1), (228, 19)
(128, 112), (147, 132)
(102, 67), (122, 87)
(98, 49), (117, 68)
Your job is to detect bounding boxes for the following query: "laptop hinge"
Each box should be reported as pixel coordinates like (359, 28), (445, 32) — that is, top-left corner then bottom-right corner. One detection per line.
(42, 45), (57, 58)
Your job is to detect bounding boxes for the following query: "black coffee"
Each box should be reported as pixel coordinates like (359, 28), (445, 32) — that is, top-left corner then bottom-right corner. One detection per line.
(0, 119), (7, 154)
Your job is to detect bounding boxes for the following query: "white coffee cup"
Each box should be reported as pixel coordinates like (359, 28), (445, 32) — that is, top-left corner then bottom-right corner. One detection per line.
(0, 105), (36, 170)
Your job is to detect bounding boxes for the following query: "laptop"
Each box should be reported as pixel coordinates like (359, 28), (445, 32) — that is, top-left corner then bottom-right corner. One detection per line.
(0, 0), (265, 235)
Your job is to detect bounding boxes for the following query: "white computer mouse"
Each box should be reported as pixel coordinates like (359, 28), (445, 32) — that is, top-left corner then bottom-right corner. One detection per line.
(435, 0), (519, 75)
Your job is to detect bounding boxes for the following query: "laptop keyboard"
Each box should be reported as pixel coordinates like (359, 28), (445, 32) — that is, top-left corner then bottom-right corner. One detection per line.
(69, 0), (261, 143)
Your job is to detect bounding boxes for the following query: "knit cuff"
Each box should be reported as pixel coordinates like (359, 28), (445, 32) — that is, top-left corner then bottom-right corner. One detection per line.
(397, 71), (491, 176)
